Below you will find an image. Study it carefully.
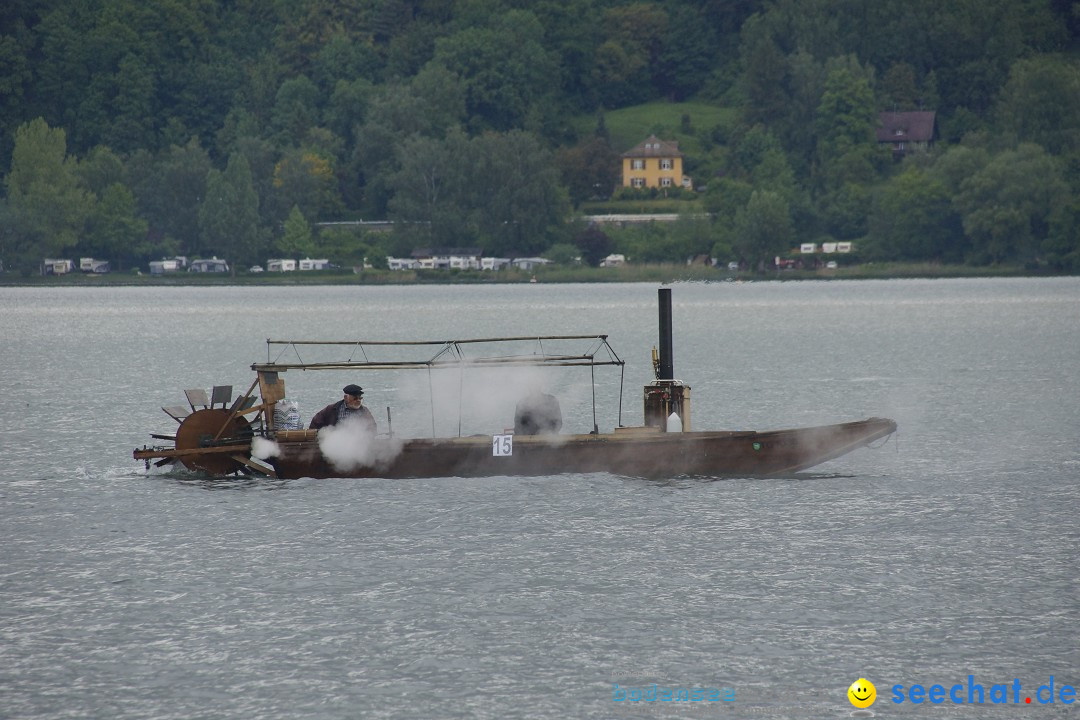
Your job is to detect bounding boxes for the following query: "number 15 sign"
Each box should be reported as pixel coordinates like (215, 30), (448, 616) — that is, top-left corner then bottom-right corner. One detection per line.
(493, 434), (513, 456)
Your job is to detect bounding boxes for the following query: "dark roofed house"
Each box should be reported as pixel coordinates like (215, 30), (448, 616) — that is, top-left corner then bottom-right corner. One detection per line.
(877, 111), (936, 159)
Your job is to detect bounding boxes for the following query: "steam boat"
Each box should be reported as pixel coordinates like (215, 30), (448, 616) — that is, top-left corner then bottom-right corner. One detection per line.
(134, 290), (897, 479)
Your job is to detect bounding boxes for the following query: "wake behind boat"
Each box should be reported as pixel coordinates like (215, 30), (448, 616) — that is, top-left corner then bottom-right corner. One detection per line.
(133, 289), (896, 479)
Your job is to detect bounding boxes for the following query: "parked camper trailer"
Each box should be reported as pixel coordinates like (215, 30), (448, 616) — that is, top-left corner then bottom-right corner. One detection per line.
(80, 258), (110, 274)
(189, 257), (229, 273)
(267, 259), (297, 272)
(481, 257), (511, 271)
(42, 259), (75, 275)
(511, 257), (552, 271)
(150, 260), (178, 275)
(387, 257), (419, 270)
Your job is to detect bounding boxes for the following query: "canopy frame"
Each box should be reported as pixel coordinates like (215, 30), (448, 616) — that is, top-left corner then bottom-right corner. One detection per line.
(251, 335), (627, 436)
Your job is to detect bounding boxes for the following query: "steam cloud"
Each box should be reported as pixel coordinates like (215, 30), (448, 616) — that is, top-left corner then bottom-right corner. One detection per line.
(317, 417), (405, 473)
(251, 436), (281, 459)
(394, 362), (591, 438)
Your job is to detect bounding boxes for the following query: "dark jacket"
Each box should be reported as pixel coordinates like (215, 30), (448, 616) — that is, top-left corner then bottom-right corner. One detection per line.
(308, 400), (376, 433)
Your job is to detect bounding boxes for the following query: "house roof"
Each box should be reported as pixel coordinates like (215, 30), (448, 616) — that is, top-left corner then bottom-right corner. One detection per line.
(876, 111), (936, 143)
(622, 134), (683, 158)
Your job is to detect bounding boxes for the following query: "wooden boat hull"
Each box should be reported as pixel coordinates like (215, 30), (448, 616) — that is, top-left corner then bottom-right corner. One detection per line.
(266, 417), (896, 479)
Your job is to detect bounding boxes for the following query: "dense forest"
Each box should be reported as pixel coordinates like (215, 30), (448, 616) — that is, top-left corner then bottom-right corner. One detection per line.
(2, 0), (1079, 274)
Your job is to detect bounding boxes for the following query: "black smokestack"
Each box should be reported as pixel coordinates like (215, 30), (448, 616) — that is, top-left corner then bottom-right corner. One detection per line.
(658, 288), (673, 380)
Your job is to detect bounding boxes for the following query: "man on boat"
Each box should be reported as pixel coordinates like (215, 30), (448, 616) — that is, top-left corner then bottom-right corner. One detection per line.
(309, 384), (377, 433)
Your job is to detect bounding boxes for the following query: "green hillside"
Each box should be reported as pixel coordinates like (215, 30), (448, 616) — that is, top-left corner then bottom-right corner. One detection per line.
(1, 0), (1078, 275)
(573, 102), (735, 155)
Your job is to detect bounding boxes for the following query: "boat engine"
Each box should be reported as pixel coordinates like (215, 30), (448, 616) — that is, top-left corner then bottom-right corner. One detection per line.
(644, 380), (691, 431)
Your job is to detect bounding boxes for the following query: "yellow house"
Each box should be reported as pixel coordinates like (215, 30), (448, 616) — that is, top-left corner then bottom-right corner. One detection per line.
(621, 135), (690, 190)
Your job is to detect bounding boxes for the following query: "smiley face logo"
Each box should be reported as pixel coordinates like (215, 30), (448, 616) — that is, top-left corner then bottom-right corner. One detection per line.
(848, 678), (876, 708)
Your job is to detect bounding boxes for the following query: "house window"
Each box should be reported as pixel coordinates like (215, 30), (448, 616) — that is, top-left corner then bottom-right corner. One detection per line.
(631, 178), (645, 188)
(660, 158), (672, 170)
(631, 159), (645, 170)
(660, 177), (672, 187)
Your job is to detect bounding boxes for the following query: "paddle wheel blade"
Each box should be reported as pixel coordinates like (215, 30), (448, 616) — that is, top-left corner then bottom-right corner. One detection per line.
(184, 388), (209, 411)
(162, 406), (190, 423)
(210, 385), (233, 408)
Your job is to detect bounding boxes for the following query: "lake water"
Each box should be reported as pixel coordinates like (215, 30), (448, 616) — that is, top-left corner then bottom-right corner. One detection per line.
(1, 278), (1077, 719)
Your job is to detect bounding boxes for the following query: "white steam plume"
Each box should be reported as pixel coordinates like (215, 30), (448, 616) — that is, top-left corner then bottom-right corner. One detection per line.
(317, 417), (405, 473)
(251, 436), (281, 459)
(395, 363), (592, 438)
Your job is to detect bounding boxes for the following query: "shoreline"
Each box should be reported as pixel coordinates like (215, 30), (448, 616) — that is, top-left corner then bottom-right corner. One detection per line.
(0, 262), (1068, 287)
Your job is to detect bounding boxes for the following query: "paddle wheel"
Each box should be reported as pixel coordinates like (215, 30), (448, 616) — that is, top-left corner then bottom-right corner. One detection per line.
(136, 383), (275, 476)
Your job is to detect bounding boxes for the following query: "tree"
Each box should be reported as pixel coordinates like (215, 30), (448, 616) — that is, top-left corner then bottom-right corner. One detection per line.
(866, 167), (964, 261)
(277, 204), (315, 257)
(388, 130), (473, 249)
(544, 242), (581, 265)
(84, 182), (147, 269)
(1043, 197), (1080, 271)
(325, 77), (374, 145)
(555, 136), (620, 206)
(819, 183), (869, 240)
(996, 56), (1080, 156)
(127, 138), (211, 256)
(313, 34), (382, 94)
(881, 62), (919, 110)
(611, 221), (671, 263)
(3, 118), (92, 272)
(703, 177), (753, 221)
(739, 13), (789, 127)
(815, 56), (879, 189)
(388, 129), (569, 256)
(105, 53), (156, 154)
(409, 64), (468, 135)
(0, 20), (34, 169)
(469, 130), (570, 256)
(354, 83), (446, 217)
(954, 144), (1070, 264)
(733, 190), (793, 269)
(428, 10), (557, 131)
(76, 145), (126, 196)
(929, 145), (990, 194)
(317, 225), (369, 267)
(272, 75), (320, 146)
(783, 49), (826, 173)
(656, 5), (717, 100)
(598, 2), (669, 104)
(199, 152), (260, 271)
(272, 148), (341, 225)
(572, 225), (613, 267)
